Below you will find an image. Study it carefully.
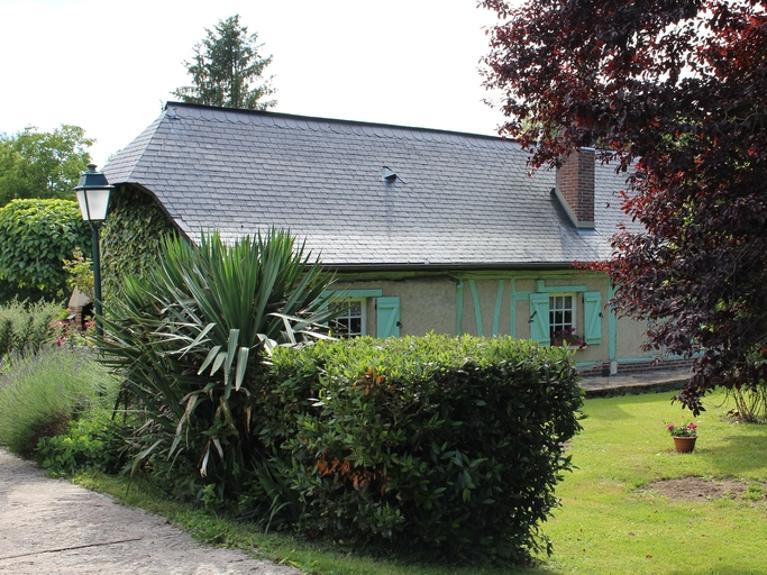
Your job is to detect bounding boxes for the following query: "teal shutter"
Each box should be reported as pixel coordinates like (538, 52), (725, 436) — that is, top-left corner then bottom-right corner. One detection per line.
(529, 293), (550, 345)
(376, 296), (400, 338)
(583, 291), (602, 344)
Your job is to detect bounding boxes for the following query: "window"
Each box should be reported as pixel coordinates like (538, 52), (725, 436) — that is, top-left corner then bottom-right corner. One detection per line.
(330, 299), (366, 338)
(549, 294), (576, 343)
(530, 287), (601, 346)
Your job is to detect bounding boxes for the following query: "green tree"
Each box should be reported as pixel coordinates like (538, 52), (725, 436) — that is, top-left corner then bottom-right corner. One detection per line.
(0, 125), (93, 206)
(173, 15), (276, 110)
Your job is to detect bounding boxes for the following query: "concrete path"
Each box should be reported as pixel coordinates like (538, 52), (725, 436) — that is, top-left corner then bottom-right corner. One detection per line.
(0, 449), (299, 575)
(580, 367), (690, 397)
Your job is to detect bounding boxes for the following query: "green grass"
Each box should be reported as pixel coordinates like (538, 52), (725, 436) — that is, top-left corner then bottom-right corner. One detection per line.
(74, 390), (767, 574)
(543, 390), (767, 575)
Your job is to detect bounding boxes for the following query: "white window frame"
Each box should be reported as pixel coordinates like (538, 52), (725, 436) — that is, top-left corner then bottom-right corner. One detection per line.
(548, 293), (577, 341)
(329, 298), (367, 338)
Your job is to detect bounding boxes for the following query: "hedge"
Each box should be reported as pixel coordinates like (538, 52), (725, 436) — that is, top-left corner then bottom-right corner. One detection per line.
(258, 335), (583, 563)
(0, 199), (90, 303)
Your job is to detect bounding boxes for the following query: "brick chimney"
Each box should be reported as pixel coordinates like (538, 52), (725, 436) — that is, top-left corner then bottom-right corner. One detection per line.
(555, 148), (595, 228)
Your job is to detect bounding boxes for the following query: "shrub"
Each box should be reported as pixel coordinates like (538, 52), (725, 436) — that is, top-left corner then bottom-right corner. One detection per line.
(37, 408), (127, 475)
(722, 346), (767, 423)
(62, 247), (94, 300)
(98, 231), (332, 494)
(0, 299), (62, 360)
(0, 199), (90, 303)
(259, 335), (582, 563)
(0, 348), (116, 456)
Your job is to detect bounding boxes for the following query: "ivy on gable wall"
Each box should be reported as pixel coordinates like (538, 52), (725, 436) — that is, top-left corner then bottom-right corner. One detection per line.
(100, 186), (176, 305)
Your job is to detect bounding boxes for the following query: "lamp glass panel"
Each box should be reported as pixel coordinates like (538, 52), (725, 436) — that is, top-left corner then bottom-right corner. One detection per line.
(76, 188), (110, 221)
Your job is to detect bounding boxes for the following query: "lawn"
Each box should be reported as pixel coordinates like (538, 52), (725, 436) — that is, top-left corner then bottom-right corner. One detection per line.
(543, 390), (767, 575)
(75, 389), (767, 574)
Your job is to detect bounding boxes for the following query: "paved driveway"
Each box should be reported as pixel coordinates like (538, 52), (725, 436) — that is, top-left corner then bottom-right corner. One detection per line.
(0, 449), (299, 575)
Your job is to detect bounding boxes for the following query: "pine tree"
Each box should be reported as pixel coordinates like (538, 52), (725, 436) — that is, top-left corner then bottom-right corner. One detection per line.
(173, 15), (276, 110)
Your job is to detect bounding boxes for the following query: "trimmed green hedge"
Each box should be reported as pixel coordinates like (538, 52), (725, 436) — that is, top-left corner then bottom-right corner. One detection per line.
(100, 187), (176, 304)
(0, 199), (90, 302)
(258, 335), (582, 563)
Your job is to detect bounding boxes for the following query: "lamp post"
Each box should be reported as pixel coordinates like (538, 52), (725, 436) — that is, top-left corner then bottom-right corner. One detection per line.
(74, 164), (113, 336)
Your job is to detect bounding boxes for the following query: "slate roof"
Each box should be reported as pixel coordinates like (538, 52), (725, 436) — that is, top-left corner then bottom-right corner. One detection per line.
(104, 102), (632, 269)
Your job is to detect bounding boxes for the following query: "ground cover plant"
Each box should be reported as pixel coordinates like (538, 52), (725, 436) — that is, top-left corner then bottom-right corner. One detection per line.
(37, 408), (126, 476)
(73, 390), (767, 574)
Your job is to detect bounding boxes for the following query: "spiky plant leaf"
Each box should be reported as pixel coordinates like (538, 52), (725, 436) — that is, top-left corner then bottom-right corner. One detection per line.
(98, 230), (333, 493)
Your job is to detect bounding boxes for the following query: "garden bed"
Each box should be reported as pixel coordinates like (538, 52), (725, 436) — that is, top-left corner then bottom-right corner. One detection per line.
(639, 477), (751, 501)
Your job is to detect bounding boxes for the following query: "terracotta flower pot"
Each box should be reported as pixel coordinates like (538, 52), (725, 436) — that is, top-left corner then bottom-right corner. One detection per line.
(673, 436), (697, 453)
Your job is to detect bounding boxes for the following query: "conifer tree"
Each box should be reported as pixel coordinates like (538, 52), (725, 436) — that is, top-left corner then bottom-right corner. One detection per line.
(173, 15), (276, 110)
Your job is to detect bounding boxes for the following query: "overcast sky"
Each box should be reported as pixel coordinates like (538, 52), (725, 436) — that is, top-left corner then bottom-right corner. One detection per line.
(0, 0), (510, 167)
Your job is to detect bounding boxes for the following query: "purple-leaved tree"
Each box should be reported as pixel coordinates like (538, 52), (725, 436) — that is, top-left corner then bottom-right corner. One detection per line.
(482, 0), (767, 414)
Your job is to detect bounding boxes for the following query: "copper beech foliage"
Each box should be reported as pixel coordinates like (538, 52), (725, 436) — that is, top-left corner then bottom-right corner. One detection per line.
(482, 0), (767, 412)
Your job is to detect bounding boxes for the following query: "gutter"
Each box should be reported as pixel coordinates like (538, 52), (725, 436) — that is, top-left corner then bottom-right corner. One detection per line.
(322, 261), (580, 272)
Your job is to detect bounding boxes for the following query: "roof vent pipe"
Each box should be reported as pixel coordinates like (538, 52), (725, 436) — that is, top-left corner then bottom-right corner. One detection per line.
(382, 166), (397, 182)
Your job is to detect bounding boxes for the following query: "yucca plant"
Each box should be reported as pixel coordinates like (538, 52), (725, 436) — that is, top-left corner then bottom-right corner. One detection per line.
(98, 230), (333, 494)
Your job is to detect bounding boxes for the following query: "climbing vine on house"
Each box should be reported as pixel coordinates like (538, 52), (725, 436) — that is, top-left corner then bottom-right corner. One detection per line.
(100, 187), (176, 304)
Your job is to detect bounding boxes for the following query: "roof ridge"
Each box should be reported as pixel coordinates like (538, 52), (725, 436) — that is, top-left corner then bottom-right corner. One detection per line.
(163, 101), (516, 144)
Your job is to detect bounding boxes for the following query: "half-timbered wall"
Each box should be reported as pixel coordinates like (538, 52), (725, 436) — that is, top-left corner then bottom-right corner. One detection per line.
(329, 270), (666, 374)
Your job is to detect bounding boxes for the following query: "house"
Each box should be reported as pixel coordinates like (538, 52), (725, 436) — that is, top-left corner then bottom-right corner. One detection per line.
(103, 101), (686, 376)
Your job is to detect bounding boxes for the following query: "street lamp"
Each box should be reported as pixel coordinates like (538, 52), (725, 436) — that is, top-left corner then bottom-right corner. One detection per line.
(74, 164), (113, 336)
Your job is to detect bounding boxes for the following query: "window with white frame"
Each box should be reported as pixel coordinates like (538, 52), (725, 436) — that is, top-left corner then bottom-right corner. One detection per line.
(329, 299), (366, 338)
(549, 294), (576, 343)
